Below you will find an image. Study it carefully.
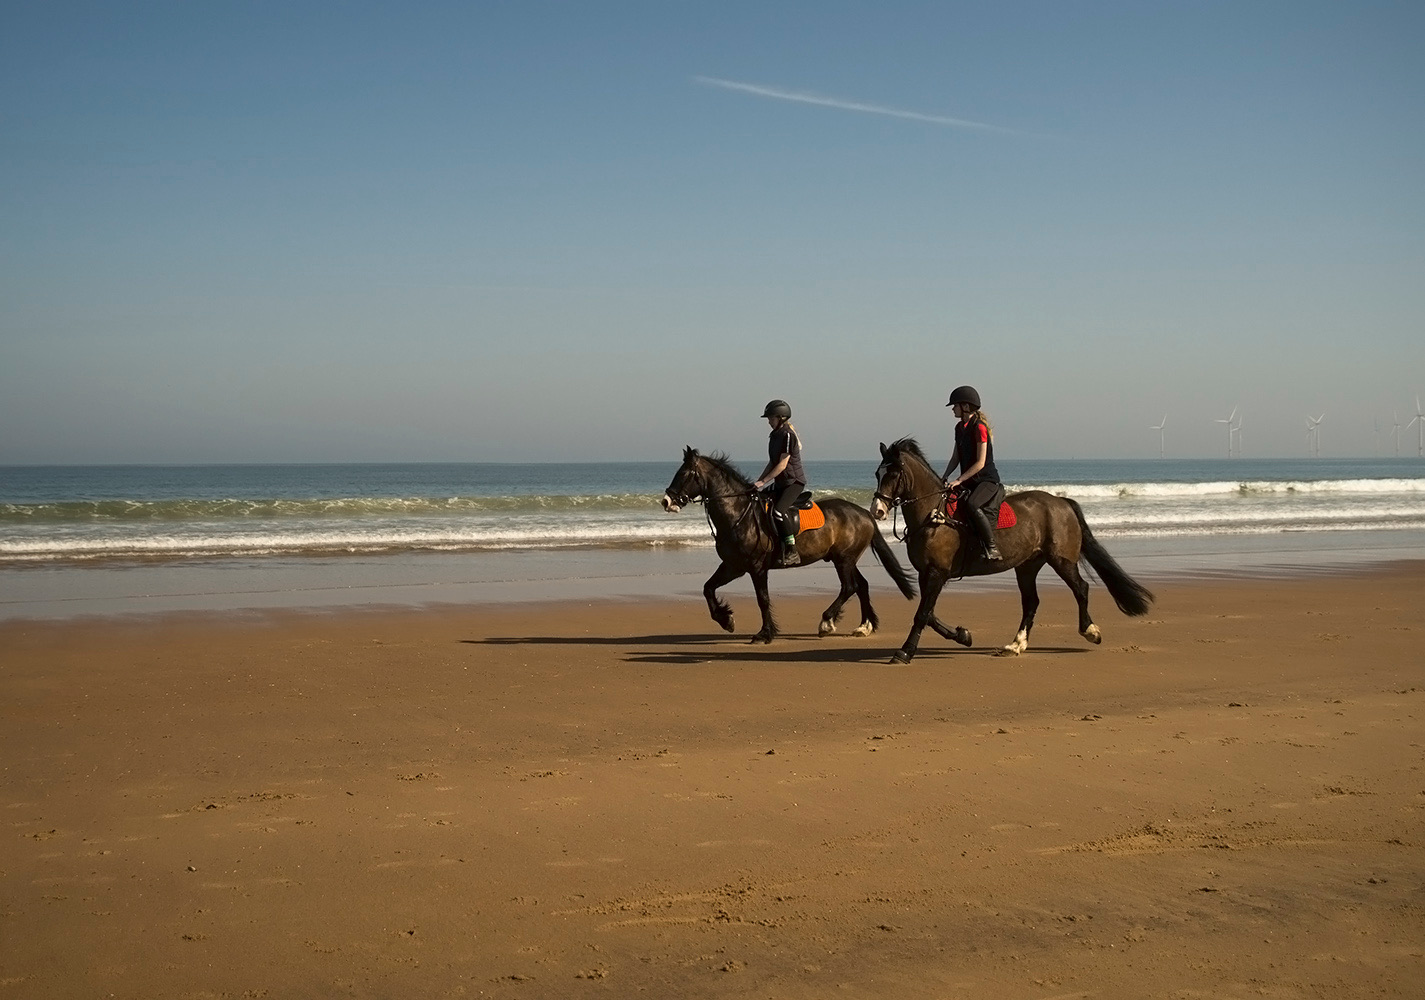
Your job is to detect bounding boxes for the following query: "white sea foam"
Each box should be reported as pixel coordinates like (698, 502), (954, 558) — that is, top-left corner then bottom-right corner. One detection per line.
(6, 471), (1425, 564)
(0, 493), (664, 521)
(1027, 478), (1425, 500)
(0, 516), (719, 561)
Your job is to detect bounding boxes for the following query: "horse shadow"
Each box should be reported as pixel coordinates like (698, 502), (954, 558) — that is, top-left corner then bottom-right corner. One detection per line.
(623, 643), (1091, 665)
(466, 634), (724, 649)
(462, 634), (1089, 665)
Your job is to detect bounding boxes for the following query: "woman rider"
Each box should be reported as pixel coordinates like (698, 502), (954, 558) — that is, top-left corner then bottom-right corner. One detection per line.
(942, 385), (1004, 561)
(751, 399), (806, 566)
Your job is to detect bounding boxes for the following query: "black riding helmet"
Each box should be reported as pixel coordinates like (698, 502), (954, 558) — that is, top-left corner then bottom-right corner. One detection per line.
(761, 399), (792, 419)
(946, 385), (981, 409)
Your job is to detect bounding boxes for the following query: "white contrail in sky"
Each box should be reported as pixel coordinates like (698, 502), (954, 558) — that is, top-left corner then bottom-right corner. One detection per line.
(694, 76), (1020, 135)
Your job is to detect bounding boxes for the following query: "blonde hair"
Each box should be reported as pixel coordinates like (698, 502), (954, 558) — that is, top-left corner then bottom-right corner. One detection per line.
(958, 407), (991, 440)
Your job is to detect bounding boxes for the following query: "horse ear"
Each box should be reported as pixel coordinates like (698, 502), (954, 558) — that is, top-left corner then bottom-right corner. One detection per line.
(684, 445), (696, 461)
(879, 442), (888, 457)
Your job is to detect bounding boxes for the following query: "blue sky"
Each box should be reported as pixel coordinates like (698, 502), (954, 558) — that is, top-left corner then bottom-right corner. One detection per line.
(2, 1), (1421, 462)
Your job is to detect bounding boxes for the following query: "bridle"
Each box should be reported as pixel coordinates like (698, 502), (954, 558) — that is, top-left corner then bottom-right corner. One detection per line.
(874, 460), (954, 542)
(669, 464), (759, 541)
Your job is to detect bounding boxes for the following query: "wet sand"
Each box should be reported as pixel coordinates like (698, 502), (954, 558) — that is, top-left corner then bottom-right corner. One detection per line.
(2, 564), (1423, 997)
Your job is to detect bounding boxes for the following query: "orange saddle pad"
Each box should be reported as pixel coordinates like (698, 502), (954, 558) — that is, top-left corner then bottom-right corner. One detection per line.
(946, 499), (1017, 528)
(798, 502), (825, 533)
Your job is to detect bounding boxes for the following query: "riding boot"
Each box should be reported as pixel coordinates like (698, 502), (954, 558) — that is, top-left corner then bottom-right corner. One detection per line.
(780, 535), (801, 567)
(966, 506), (1003, 561)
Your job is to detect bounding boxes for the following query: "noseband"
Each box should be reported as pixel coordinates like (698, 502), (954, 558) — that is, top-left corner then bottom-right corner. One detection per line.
(875, 462), (951, 541)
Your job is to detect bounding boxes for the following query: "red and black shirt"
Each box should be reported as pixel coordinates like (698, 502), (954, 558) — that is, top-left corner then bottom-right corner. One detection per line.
(953, 415), (1000, 485)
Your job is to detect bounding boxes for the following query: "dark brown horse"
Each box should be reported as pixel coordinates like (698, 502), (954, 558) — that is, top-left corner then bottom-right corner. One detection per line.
(662, 447), (916, 643)
(870, 438), (1154, 663)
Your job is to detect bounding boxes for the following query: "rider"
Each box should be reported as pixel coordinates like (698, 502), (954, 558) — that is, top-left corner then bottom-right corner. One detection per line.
(942, 385), (1004, 561)
(751, 399), (806, 567)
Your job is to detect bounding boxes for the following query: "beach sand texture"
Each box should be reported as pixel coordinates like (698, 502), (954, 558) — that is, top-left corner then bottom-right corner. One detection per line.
(2, 566), (1423, 998)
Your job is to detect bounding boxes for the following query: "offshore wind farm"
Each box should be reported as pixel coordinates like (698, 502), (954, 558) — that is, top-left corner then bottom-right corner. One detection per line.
(1147, 399), (1425, 460)
(1411, 397), (1425, 457)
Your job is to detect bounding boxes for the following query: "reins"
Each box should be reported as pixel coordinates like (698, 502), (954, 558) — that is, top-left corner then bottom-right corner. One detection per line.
(684, 487), (758, 542)
(673, 457), (794, 548)
(874, 483), (950, 542)
(877, 461), (977, 579)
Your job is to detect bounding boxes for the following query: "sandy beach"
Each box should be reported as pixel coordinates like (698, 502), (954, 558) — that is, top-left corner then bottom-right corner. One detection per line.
(2, 564), (1423, 998)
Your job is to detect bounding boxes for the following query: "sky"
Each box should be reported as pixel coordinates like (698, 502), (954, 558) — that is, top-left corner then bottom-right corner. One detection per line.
(2, 1), (1422, 463)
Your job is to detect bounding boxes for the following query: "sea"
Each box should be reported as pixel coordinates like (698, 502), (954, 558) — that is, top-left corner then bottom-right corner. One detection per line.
(3, 457), (1424, 620)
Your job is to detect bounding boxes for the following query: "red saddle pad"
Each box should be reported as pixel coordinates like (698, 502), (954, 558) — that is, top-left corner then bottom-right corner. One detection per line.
(946, 498), (1017, 528)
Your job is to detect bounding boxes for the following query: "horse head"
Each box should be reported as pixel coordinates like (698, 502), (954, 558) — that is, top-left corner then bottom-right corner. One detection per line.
(662, 446), (704, 513)
(870, 438), (935, 520)
(662, 448), (752, 513)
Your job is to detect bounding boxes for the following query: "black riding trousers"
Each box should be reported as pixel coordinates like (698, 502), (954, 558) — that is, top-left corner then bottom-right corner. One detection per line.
(965, 480), (1005, 513)
(771, 481), (805, 536)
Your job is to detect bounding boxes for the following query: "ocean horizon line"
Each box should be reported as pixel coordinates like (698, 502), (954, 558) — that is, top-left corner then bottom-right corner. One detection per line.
(6, 456), (1425, 469)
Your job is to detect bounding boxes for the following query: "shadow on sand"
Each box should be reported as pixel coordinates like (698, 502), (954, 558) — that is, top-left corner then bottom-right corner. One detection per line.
(463, 634), (1089, 665)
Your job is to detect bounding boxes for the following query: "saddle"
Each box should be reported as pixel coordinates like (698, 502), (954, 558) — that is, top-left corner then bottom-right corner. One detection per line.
(946, 496), (1017, 528)
(761, 491), (825, 534)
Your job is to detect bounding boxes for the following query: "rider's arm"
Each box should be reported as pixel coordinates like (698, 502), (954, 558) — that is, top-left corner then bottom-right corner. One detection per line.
(941, 444), (961, 485)
(946, 440), (987, 489)
(754, 454), (790, 490)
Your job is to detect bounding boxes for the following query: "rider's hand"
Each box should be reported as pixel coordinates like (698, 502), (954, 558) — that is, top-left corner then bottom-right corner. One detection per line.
(753, 480), (763, 491)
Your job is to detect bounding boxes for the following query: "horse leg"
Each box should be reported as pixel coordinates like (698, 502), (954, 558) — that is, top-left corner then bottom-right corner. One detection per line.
(890, 570), (948, 664)
(998, 559), (1045, 656)
(1049, 555), (1100, 645)
(749, 568), (780, 644)
(703, 561), (743, 634)
(850, 567), (879, 637)
(929, 616), (974, 647)
(818, 558), (859, 636)
(918, 550), (969, 646)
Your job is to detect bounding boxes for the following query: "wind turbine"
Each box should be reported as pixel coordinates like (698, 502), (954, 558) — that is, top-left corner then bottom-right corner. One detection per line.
(1232, 412), (1244, 458)
(1392, 411), (1403, 457)
(1409, 396), (1425, 458)
(1215, 406), (1237, 458)
(1307, 413), (1324, 457)
(1150, 415), (1166, 458)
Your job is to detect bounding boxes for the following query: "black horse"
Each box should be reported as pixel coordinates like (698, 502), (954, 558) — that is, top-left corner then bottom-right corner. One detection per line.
(870, 438), (1154, 663)
(662, 447), (916, 643)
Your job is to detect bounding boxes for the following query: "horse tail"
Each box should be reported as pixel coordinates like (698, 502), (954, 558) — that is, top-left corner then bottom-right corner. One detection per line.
(870, 523), (917, 599)
(1067, 499), (1154, 616)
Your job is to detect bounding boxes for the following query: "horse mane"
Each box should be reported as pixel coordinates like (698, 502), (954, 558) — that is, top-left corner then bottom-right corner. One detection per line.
(692, 449), (752, 490)
(887, 437), (935, 473)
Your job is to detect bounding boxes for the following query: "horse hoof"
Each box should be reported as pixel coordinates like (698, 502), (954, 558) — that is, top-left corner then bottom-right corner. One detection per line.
(889, 650), (912, 665)
(995, 646), (1021, 657)
(1082, 625), (1102, 645)
(955, 628), (973, 647)
(749, 633), (773, 645)
(819, 619), (837, 636)
(715, 617), (735, 633)
(852, 622), (874, 637)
